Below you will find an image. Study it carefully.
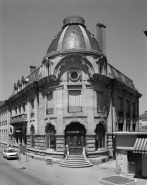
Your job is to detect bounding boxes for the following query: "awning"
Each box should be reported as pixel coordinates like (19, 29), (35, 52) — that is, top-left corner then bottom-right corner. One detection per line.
(133, 136), (147, 153)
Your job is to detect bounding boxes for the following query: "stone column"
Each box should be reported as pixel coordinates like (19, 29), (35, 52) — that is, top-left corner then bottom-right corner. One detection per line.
(106, 88), (112, 133)
(62, 85), (68, 114)
(123, 90), (126, 131)
(55, 87), (64, 152)
(86, 88), (95, 133)
(56, 134), (65, 152)
(135, 97), (139, 131)
(112, 89), (118, 132)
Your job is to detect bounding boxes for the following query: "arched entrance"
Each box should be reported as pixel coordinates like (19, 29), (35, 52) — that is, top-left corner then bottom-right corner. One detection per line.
(65, 122), (86, 155)
(95, 123), (105, 150)
(45, 123), (56, 150)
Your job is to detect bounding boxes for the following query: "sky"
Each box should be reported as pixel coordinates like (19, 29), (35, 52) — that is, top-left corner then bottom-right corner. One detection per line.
(0, 0), (146, 115)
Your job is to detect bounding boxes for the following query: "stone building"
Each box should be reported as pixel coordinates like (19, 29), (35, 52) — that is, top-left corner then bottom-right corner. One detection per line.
(0, 16), (141, 164)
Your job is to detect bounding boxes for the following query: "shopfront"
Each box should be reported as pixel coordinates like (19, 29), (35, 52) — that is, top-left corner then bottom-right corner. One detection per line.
(114, 132), (147, 178)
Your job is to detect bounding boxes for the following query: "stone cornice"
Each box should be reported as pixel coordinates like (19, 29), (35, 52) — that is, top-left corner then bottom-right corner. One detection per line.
(7, 75), (59, 104)
(88, 74), (141, 98)
(88, 73), (112, 85)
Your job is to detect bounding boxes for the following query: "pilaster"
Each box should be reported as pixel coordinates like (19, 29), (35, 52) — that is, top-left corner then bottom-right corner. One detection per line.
(56, 134), (64, 152)
(112, 89), (118, 132)
(86, 88), (95, 132)
(123, 90), (126, 131)
(86, 133), (96, 152)
(130, 93), (133, 131)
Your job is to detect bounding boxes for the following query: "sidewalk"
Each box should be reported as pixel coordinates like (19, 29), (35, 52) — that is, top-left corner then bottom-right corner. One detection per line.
(9, 154), (147, 185)
(0, 145), (146, 185)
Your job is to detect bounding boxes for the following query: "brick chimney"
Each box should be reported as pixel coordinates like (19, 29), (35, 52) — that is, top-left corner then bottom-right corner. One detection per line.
(96, 23), (106, 55)
(30, 66), (36, 74)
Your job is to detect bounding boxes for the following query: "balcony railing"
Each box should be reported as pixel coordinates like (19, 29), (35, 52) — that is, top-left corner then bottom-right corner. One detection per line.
(68, 106), (82, 113)
(0, 120), (7, 125)
(31, 112), (34, 117)
(10, 113), (27, 125)
(46, 108), (54, 114)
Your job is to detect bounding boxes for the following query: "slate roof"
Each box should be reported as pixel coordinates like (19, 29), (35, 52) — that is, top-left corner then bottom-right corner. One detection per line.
(107, 63), (136, 91)
(47, 16), (102, 55)
(0, 101), (5, 107)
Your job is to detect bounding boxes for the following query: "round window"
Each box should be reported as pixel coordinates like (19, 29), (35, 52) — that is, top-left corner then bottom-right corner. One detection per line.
(69, 70), (80, 82)
(71, 71), (78, 79)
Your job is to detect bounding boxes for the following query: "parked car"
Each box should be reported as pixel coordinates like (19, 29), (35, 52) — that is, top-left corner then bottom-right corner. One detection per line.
(3, 148), (18, 160)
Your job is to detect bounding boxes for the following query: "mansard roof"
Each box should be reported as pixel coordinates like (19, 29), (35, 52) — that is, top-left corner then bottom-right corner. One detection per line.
(140, 111), (147, 120)
(107, 63), (136, 91)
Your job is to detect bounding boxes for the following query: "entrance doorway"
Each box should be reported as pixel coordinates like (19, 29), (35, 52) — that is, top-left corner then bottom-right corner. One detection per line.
(65, 122), (86, 155)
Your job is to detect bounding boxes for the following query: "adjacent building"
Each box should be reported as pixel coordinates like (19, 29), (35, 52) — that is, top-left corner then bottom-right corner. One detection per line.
(0, 16), (142, 164)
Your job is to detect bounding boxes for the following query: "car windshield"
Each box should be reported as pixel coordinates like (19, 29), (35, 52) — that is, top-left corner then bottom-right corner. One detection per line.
(6, 150), (16, 153)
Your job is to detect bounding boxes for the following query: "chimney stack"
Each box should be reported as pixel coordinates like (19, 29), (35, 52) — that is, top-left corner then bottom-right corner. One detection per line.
(30, 66), (36, 74)
(96, 23), (106, 55)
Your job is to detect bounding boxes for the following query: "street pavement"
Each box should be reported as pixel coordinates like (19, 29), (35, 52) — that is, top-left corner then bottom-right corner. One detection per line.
(0, 147), (147, 185)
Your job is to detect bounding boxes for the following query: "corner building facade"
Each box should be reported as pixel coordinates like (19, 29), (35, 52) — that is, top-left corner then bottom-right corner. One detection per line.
(4, 16), (141, 163)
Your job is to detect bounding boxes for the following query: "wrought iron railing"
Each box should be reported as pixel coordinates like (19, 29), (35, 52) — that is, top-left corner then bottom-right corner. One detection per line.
(68, 106), (82, 113)
(46, 108), (54, 114)
(97, 106), (105, 113)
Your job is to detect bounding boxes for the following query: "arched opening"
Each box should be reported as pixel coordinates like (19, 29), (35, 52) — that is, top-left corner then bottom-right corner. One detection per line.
(95, 123), (105, 150)
(65, 122), (86, 155)
(30, 125), (35, 148)
(45, 123), (56, 150)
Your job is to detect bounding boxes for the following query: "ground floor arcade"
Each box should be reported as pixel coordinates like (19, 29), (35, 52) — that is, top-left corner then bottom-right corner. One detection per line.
(10, 121), (109, 158)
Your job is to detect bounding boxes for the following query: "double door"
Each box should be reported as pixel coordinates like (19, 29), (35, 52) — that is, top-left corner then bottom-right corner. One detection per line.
(66, 134), (85, 155)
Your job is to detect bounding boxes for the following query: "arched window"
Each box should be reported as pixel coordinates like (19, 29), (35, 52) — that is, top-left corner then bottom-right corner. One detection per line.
(30, 125), (35, 148)
(45, 123), (56, 150)
(95, 123), (105, 150)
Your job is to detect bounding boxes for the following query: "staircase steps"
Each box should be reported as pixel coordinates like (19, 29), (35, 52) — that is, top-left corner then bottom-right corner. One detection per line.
(60, 155), (93, 168)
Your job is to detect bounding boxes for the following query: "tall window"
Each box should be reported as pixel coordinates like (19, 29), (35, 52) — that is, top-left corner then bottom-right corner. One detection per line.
(45, 123), (56, 150)
(15, 106), (17, 115)
(118, 123), (123, 131)
(132, 102), (135, 117)
(18, 104), (21, 114)
(97, 91), (104, 112)
(30, 125), (35, 148)
(30, 99), (34, 117)
(22, 102), (25, 113)
(118, 97), (123, 113)
(95, 123), (105, 149)
(126, 100), (130, 115)
(68, 90), (82, 112)
(46, 92), (53, 114)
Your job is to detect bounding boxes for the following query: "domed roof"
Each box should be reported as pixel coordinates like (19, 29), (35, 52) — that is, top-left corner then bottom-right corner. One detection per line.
(47, 16), (102, 55)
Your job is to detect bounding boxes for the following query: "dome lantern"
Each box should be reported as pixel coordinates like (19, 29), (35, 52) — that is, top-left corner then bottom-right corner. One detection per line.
(62, 15), (86, 29)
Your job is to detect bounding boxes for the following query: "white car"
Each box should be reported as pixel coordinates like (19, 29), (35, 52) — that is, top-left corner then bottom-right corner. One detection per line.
(3, 148), (18, 160)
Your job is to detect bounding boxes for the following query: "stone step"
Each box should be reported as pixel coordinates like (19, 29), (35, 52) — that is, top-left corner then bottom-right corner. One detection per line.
(60, 155), (93, 168)
(60, 164), (93, 168)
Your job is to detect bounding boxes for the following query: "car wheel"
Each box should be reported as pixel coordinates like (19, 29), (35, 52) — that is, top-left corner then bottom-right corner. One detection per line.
(3, 155), (5, 158)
